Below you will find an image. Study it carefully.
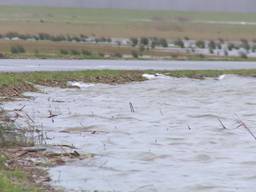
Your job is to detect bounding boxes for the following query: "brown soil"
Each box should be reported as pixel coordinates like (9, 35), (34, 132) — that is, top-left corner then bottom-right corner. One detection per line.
(0, 71), (145, 100)
(0, 82), (35, 97)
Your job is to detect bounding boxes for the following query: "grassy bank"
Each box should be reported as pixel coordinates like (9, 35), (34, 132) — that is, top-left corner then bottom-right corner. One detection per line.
(0, 155), (40, 192)
(0, 70), (145, 98)
(1, 69), (256, 98)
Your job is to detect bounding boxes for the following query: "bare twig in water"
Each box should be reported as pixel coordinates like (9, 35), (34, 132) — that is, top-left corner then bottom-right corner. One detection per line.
(52, 100), (65, 103)
(24, 112), (35, 123)
(52, 144), (77, 149)
(218, 118), (227, 129)
(235, 115), (256, 141)
(14, 105), (26, 112)
(48, 110), (58, 118)
(129, 102), (135, 113)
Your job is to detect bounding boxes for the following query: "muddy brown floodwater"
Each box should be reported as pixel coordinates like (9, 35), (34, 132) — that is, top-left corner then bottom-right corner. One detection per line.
(3, 75), (256, 192)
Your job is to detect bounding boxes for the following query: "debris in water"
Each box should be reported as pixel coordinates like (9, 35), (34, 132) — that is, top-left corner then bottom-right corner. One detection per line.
(129, 102), (135, 113)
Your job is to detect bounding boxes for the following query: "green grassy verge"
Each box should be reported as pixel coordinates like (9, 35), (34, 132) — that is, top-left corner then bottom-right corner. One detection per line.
(160, 69), (256, 78)
(0, 155), (40, 192)
(5, 52), (256, 62)
(0, 70), (145, 97)
(1, 69), (256, 97)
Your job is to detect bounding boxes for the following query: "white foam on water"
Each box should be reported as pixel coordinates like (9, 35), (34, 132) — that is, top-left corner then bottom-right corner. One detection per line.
(142, 73), (169, 80)
(67, 81), (95, 89)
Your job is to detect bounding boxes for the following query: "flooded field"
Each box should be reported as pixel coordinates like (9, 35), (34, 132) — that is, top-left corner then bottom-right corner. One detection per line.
(3, 75), (256, 192)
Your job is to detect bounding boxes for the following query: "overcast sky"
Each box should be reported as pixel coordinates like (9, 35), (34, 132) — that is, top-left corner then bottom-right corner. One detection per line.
(0, 0), (255, 12)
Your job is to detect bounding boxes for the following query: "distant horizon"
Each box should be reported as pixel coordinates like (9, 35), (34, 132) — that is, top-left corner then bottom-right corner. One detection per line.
(0, 0), (255, 13)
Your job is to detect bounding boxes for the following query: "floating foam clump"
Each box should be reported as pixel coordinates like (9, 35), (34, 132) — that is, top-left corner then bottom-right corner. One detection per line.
(216, 74), (226, 80)
(67, 81), (95, 89)
(142, 73), (169, 80)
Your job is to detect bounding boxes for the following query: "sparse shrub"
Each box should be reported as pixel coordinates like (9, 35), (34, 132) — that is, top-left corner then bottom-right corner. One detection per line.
(140, 37), (149, 46)
(113, 52), (122, 58)
(98, 52), (105, 57)
(82, 50), (92, 56)
(240, 39), (250, 51)
(252, 45), (256, 52)
(6, 32), (19, 39)
(228, 43), (235, 51)
(224, 50), (229, 57)
(139, 45), (145, 53)
(38, 33), (51, 40)
(0, 52), (5, 58)
(198, 54), (205, 59)
(51, 35), (66, 42)
(71, 36), (81, 42)
(131, 51), (139, 58)
(34, 49), (39, 54)
(209, 48), (214, 54)
(159, 38), (168, 48)
(240, 52), (248, 59)
(60, 49), (69, 55)
(151, 41), (156, 49)
(10, 45), (25, 54)
(217, 43), (222, 49)
(208, 41), (216, 50)
(196, 40), (205, 49)
(70, 49), (80, 55)
(174, 39), (184, 48)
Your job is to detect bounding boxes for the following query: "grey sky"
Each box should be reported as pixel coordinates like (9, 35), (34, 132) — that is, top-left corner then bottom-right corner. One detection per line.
(0, 0), (255, 12)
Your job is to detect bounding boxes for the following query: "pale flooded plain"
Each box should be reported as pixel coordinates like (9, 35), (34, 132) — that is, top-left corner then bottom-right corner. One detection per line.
(3, 75), (256, 192)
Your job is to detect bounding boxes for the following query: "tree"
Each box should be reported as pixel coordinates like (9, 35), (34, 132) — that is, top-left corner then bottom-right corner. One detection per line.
(240, 52), (248, 59)
(131, 50), (139, 58)
(82, 50), (92, 56)
(140, 37), (149, 46)
(151, 41), (156, 49)
(70, 50), (80, 55)
(240, 39), (250, 51)
(228, 43), (235, 51)
(139, 45), (145, 53)
(130, 38), (138, 47)
(60, 49), (69, 55)
(113, 52), (122, 58)
(208, 41), (216, 50)
(174, 39), (184, 48)
(159, 38), (168, 48)
(196, 40), (205, 49)
(10, 45), (26, 54)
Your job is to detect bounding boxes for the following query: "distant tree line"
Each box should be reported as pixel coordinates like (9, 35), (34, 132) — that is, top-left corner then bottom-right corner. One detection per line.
(130, 37), (168, 49)
(0, 32), (112, 43)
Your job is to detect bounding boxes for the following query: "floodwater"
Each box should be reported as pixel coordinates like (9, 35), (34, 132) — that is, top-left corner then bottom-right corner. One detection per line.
(1, 59), (256, 72)
(3, 75), (256, 192)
